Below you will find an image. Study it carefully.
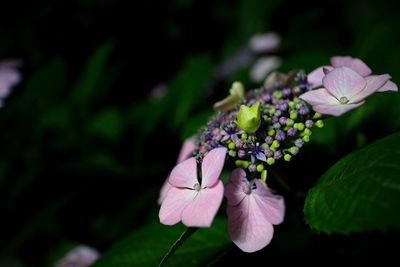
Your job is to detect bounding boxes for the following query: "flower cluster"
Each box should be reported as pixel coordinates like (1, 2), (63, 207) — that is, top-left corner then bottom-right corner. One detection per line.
(158, 56), (398, 253)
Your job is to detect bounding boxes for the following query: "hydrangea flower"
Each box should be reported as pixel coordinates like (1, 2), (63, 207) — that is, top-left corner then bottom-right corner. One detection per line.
(0, 59), (22, 107)
(300, 67), (394, 116)
(55, 245), (99, 267)
(225, 168), (284, 252)
(159, 147), (226, 227)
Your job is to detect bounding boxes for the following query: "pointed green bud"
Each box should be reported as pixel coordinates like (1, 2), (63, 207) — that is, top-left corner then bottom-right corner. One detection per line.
(313, 112), (322, 119)
(288, 101), (296, 109)
(213, 81), (244, 112)
(229, 150), (236, 157)
(228, 142), (236, 150)
(273, 91), (283, 99)
(236, 102), (261, 134)
(261, 170), (268, 182)
(268, 129), (275, 136)
(266, 157), (275, 165)
(256, 164), (264, 172)
(303, 135), (310, 142)
(284, 154), (292, 162)
(296, 123), (305, 131)
(290, 111), (298, 120)
(286, 119), (294, 127)
(261, 143), (269, 149)
(241, 133), (248, 140)
(315, 120), (324, 128)
(271, 140), (280, 149)
(289, 146), (299, 155)
(235, 160), (251, 168)
(303, 128), (312, 136)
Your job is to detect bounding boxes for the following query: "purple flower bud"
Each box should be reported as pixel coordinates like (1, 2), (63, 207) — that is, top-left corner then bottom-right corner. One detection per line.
(264, 149), (274, 157)
(287, 127), (297, 136)
(262, 93), (271, 102)
(248, 164), (257, 172)
(305, 120), (314, 128)
(238, 149), (246, 158)
(265, 136), (273, 144)
(295, 138), (304, 147)
(275, 130), (286, 141)
(299, 106), (309, 115)
(279, 116), (287, 125)
(296, 103), (303, 109)
(277, 102), (288, 111)
(274, 150), (282, 159)
(282, 88), (292, 97)
(272, 116), (279, 123)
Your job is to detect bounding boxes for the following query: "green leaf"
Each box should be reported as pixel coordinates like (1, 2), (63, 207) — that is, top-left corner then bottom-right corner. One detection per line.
(87, 107), (124, 142)
(304, 132), (400, 234)
(92, 217), (230, 267)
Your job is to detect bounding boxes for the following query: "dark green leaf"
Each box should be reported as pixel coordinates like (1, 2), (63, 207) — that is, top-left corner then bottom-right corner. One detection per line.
(93, 217), (230, 267)
(304, 132), (400, 234)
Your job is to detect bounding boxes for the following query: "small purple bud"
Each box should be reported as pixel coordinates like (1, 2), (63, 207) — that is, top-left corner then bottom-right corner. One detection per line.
(295, 138), (304, 148)
(265, 136), (273, 144)
(287, 127), (297, 136)
(299, 106), (309, 115)
(264, 148), (274, 157)
(282, 88), (292, 97)
(235, 138), (244, 148)
(262, 93), (271, 102)
(305, 120), (314, 128)
(278, 102), (288, 111)
(274, 150), (282, 160)
(279, 116), (287, 125)
(248, 164), (257, 172)
(296, 103), (303, 109)
(272, 116), (279, 123)
(275, 130), (286, 141)
(238, 149), (246, 158)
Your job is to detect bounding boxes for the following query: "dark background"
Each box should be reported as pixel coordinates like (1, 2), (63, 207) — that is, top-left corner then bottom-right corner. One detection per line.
(1, 0), (400, 266)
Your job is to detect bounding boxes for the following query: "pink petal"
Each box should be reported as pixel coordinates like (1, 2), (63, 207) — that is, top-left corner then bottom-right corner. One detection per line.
(330, 56), (371, 76)
(177, 138), (196, 163)
(322, 67), (366, 99)
(349, 74), (391, 103)
(201, 147), (227, 188)
(159, 187), (197, 225)
(225, 168), (248, 206)
(168, 157), (198, 188)
(307, 66), (328, 88)
(158, 178), (173, 204)
(299, 88), (338, 106)
(377, 79), (398, 92)
(181, 181), (224, 227)
(253, 179), (285, 225)
(313, 101), (365, 116)
(0, 66), (21, 97)
(227, 196), (274, 253)
(55, 245), (99, 267)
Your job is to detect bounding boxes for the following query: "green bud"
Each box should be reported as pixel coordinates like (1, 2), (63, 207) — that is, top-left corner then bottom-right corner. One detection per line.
(213, 81), (244, 112)
(266, 157), (275, 165)
(271, 140), (280, 149)
(304, 128), (312, 136)
(286, 119), (294, 127)
(293, 97), (301, 103)
(235, 160), (251, 168)
(297, 123), (305, 131)
(229, 150), (236, 157)
(228, 142), (236, 150)
(303, 135), (310, 142)
(288, 101), (296, 109)
(273, 91), (283, 99)
(261, 170), (268, 182)
(315, 120), (324, 128)
(268, 129), (275, 136)
(284, 154), (292, 161)
(241, 133), (248, 140)
(313, 112), (322, 119)
(289, 146), (299, 155)
(236, 102), (261, 134)
(256, 164), (264, 172)
(290, 111), (298, 120)
(261, 143), (269, 149)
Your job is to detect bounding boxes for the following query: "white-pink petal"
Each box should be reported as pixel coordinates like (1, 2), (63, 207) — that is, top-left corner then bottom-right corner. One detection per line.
(55, 245), (99, 267)
(322, 67), (366, 99)
(377, 80), (398, 92)
(159, 187), (197, 225)
(249, 32), (281, 53)
(313, 101), (365, 117)
(349, 74), (391, 104)
(181, 181), (224, 227)
(158, 179), (173, 204)
(177, 138), (196, 164)
(201, 147), (227, 188)
(227, 196), (274, 253)
(307, 66), (331, 88)
(168, 157), (198, 188)
(299, 88), (338, 106)
(330, 56), (371, 77)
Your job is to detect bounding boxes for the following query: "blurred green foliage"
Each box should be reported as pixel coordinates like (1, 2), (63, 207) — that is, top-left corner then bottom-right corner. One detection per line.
(0, 0), (400, 266)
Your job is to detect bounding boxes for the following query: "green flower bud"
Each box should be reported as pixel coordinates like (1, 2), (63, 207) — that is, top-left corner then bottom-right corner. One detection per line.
(236, 102), (261, 134)
(229, 150), (236, 157)
(256, 164), (264, 172)
(313, 112), (322, 119)
(235, 160), (251, 168)
(271, 140), (280, 149)
(288, 101), (296, 109)
(315, 120), (324, 128)
(286, 119), (294, 127)
(296, 122), (305, 131)
(304, 128), (312, 136)
(228, 142), (236, 150)
(261, 143), (269, 149)
(284, 154), (292, 161)
(261, 170), (268, 182)
(241, 133), (248, 140)
(290, 111), (298, 120)
(273, 91), (283, 99)
(303, 135), (310, 142)
(289, 146), (299, 155)
(268, 129), (275, 136)
(267, 157), (275, 165)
